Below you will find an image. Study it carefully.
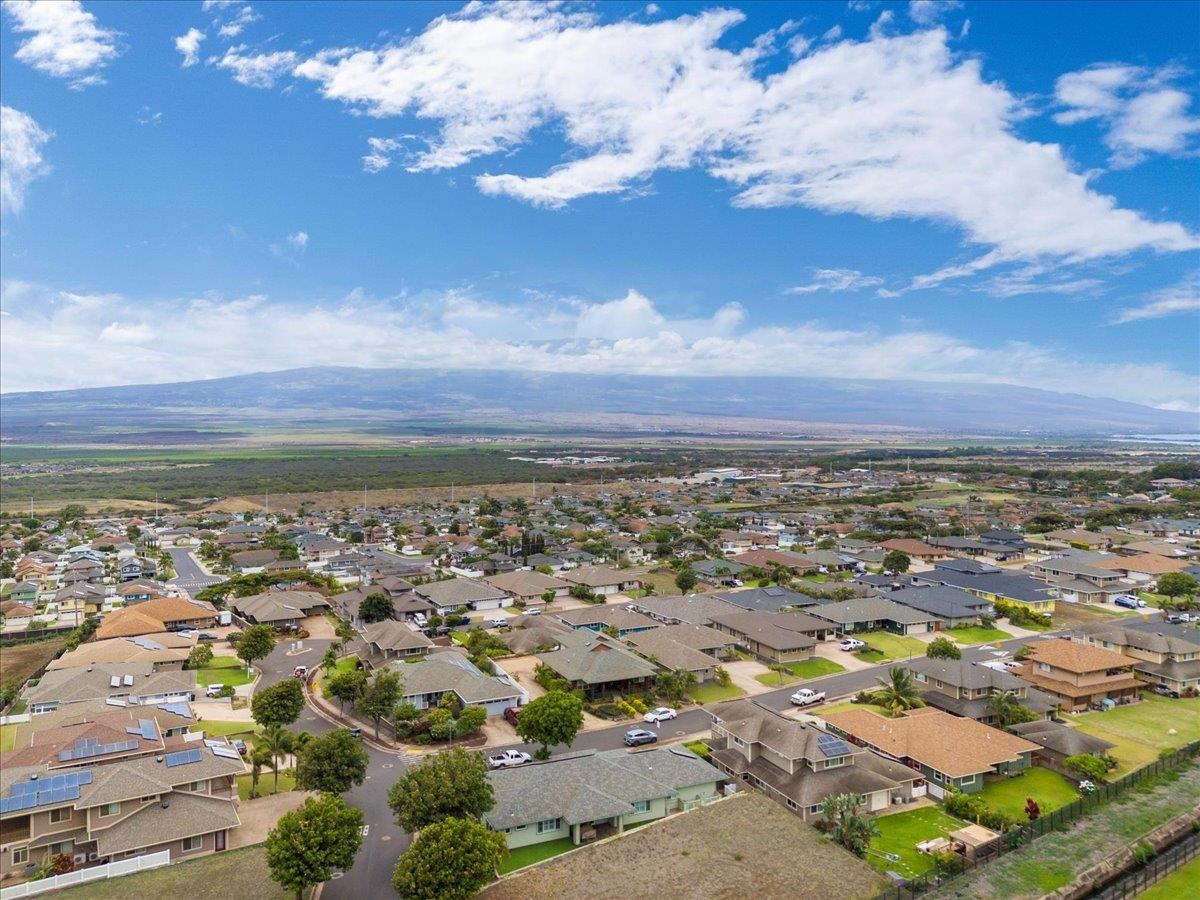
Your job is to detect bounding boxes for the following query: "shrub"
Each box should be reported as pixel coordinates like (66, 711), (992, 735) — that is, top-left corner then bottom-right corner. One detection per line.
(1065, 753), (1109, 783)
(1131, 841), (1157, 867)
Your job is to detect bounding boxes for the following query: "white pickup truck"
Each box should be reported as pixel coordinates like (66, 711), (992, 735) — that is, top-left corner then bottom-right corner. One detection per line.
(789, 688), (826, 707)
(487, 749), (532, 769)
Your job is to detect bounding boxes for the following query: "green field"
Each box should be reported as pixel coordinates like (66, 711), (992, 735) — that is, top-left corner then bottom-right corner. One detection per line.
(194, 656), (255, 687)
(1070, 695), (1200, 775)
(868, 807), (969, 877)
(320, 654), (361, 696)
(976, 767), (1080, 818)
(53, 846), (296, 900)
(855, 632), (927, 661)
(946, 626), (1013, 645)
(0, 724), (17, 752)
(196, 719), (261, 739)
(498, 837), (577, 874)
(690, 682), (746, 703)
(818, 701), (891, 717)
(754, 657), (846, 686)
(1137, 857), (1200, 900)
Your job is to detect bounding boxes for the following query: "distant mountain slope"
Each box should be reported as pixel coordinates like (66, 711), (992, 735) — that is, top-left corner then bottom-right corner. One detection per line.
(2, 367), (1195, 436)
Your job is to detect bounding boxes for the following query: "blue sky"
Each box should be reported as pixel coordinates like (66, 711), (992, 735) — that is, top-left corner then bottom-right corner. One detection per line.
(1, 0), (1197, 413)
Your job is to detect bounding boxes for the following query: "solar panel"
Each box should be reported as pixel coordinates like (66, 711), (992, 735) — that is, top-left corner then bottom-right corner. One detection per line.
(165, 748), (203, 768)
(0, 794), (37, 814)
(105, 698), (127, 707)
(210, 745), (241, 760)
(10, 772), (90, 795)
(156, 702), (193, 718)
(126, 718), (158, 740)
(816, 734), (851, 757)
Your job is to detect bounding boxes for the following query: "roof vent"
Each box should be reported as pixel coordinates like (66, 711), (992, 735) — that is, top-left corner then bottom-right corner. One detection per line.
(161, 799), (169, 809)
(156, 755), (164, 763)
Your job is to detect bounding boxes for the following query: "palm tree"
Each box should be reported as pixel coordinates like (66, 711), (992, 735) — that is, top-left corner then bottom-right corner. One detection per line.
(986, 690), (1036, 728)
(262, 726), (297, 792)
(249, 745), (274, 799)
(873, 666), (925, 717)
(819, 793), (880, 857)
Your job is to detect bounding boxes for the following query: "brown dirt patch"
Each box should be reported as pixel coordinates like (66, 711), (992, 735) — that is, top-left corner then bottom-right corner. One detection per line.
(0, 638), (68, 693)
(480, 791), (888, 900)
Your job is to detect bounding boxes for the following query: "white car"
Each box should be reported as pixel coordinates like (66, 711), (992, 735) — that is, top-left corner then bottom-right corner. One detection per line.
(643, 707), (678, 724)
(488, 617), (508, 628)
(840, 638), (866, 651)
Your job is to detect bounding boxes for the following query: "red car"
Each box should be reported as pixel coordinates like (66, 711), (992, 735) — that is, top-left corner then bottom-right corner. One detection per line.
(503, 707), (520, 726)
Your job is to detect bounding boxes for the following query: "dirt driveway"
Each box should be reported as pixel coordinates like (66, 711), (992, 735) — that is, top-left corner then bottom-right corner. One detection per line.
(498, 654), (547, 701)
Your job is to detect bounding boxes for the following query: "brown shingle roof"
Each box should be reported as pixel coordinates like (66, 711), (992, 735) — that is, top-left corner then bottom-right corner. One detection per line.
(1025, 638), (1138, 673)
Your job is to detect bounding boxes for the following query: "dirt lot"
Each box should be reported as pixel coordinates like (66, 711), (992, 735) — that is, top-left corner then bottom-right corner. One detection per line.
(0, 637), (68, 696)
(481, 791), (888, 900)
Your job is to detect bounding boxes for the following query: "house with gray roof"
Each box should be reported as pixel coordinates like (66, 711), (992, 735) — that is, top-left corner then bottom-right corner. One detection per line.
(627, 593), (739, 626)
(485, 746), (723, 848)
(414, 578), (512, 614)
(707, 611), (834, 664)
(1008, 720), (1116, 773)
(900, 657), (1057, 723)
(229, 590), (329, 627)
(25, 666), (197, 715)
(881, 585), (994, 628)
(620, 624), (735, 681)
(553, 604), (662, 638)
(807, 596), (938, 635)
(708, 586), (823, 614)
(388, 649), (523, 716)
(360, 619), (434, 661)
(1071, 620), (1200, 695)
(483, 570), (570, 608)
(912, 561), (1057, 615)
(535, 632), (658, 697)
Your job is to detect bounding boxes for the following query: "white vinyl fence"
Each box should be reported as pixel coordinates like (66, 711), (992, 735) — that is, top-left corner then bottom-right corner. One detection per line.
(0, 850), (170, 899)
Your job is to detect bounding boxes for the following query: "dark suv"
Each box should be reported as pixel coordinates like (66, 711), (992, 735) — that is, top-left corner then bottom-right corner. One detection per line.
(503, 707), (521, 726)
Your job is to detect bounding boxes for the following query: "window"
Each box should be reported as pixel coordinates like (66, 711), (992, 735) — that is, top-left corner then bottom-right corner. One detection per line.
(188, 780), (206, 792)
(48, 841), (73, 856)
(960, 774), (976, 787)
(826, 757), (845, 768)
(632, 800), (651, 813)
(1038, 662), (1051, 673)
(49, 807), (72, 824)
(12, 848), (28, 866)
(99, 802), (120, 817)
(181, 836), (203, 853)
(536, 818), (562, 834)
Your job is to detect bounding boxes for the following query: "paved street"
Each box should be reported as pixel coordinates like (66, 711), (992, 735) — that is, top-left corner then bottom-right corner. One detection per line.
(166, 546), (223, 595)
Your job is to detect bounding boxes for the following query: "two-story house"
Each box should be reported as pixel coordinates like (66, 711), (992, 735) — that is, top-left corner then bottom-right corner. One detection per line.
(900, 657), (1056, 723)
(1070, 621), (1200, 697)
(910, 559), (1057, 615)
(1015, 638), (1142, 712)
(706, 699), (925, 819)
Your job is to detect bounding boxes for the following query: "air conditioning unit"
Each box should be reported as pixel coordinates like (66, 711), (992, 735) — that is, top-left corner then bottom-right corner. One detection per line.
(73, 854), (87, 865)
(88, 852), (100, 862)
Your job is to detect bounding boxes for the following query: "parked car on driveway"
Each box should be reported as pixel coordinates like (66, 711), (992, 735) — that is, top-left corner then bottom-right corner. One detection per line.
(624, 729), (659, 747)
(840, 638), (866, 651)
(643, 707), (677, 724)
(503, 707), (521, 726)
(204, 684), (225, 698)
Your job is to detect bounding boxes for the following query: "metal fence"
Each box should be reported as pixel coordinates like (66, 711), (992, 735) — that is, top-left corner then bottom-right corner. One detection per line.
(1090, 830), (1200, 900)
(878, 739), (1200, 899)
(0, 851), (171, 899)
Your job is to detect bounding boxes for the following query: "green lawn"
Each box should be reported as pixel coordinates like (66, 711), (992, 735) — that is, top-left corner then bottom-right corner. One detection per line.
(1070, 695), (1200, 775)
(690, 682), (746, 703)
(946, 626), (1013, 645)
(682, 739), (711, 758)
(1138, 857), (1200, 900)
(196, 719), (260, 739)
(819, 701), (891, 717)
(868, 807), (970, 877)
(0, 724), (17, 752)
(194, 656), (255, 687)
(498, 837), (577, 874)
(236, 769), (297, 801)
(855, 631), (927, 661)
(319, 654), (360, 696)
(53, 846), (296, 900)
(754, 657), (846, 686)
(976, 767), (1080, 818)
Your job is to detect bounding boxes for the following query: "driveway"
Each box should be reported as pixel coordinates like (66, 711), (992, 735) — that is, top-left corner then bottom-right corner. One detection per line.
(302, 614), (338, 640)
(719, 659), (775, 696)
(496, 655), (546, 701)
(231, 790), (316, 848)
(813, 642), (876, 673)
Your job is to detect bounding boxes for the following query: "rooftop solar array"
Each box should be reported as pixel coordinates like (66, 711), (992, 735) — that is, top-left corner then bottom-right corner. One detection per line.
(58, 737), (140, 762)
(156, 702), (192, 718)
(125, 718), (159, 740)
(1, 771), (93, 814)
(164, 747), (203, 768)
(210, 745), (241, 760)
(816, 733), (852, 758)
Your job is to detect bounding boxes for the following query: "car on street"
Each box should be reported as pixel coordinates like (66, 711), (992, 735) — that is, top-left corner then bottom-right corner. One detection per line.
(347, 726), (362, 740)
(643, 707), (677, 723)
(293, 665), (308, 679)
(488, 749), (533, 768)
(624, 728), (659, 747)
(503, 706), (521, 726)
(204, 684), (226, 698)
(789, 688), (826, 706)
(488, 617), (508, 628)
(840, 638), (866, 651)
(1167, 613), (1193, 624)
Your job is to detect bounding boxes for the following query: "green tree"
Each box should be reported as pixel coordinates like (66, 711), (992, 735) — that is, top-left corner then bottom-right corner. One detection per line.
(261, 725), (299, 793)
(515, 690), (584, 759)
(985, 689), (1038, 728)
(235, 623), (276, 668)
(359, 591), (395, 624)
(186, 643), (214, 669)
(819, 793), (880, 858)
(457, 705), (487, 736)
(295, 729), (370, 794)
(392, 817), (506, 900)
(674, 567), (697, 593)
(926, 637), (961, 660)
(387, 748), (494, 831)
(252, 679), (305, 730)
(1064, 753), (1109, 783)
(359, 667), (404, 739)
(249, 744), (275, 799)
(1157, 572), (1198, 600)
(872, 666), (925, 717)
(266, 793), (364, 900)
(327, 668), (367, 714)
(654, 668), (698, 705)
(882, 550), (911, 574)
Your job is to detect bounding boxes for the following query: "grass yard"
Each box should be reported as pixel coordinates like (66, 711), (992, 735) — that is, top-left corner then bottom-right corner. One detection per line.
(319, 653), (360, 696)
(690, 682), (746, 703)
(682, 739), (711, 758)
(868, 807), (970, 878)
(638, 570), (686, 596)
(498, 838), (577, 874)
(819, 701), (891, 717)
(53, 846), (296, 900)
(0, 723), (17, 752)
(193, 656), (255, 687)
(855, 631), (927, 661)
(946, 626), (1013, 645)
(1138, 856), (1200, 900)
(754, 657), (847, 686)
(196, 719), (260, 739)
(1070, 694), (1200, 775)
(236, 769), (297, 801)
(976, 767), (1080, 818)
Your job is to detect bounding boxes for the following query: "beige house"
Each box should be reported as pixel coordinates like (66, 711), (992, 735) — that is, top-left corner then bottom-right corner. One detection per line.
(483, 570), (571, 608)
(1016, 638), (1142, 712)
(1071, 622), (1200, 696)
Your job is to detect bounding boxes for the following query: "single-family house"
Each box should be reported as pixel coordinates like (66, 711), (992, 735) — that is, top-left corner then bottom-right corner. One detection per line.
(900, 657), (1056, 723)
(389, 650), (523, 716)
(1070, 620), (1200, 696)
(911, 560), (1057, 614)
(535, 632), (658, 698)
(552, 604), (662, 638)
(1007, 719), (1116, 775)
(360, 619), (434, 661)
(95, 598), (218, 640)
(707, 611), (833, 664)
(414, 579), (512, 615)
(807, 596), (937, 635)
(229, 590), (329, 628)
(559, 567), (642, 597)
(1015, 638), (1142, 712)
(483, 570), (571, 608)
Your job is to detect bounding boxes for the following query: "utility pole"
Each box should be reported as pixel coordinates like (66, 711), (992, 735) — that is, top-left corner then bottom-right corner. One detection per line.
(265, 490), (269, 517)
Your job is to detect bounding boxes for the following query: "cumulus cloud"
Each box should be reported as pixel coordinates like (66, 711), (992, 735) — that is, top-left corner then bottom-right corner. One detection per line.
(249, 3), (1197, 278)
(287, 230), (308, 249)
(2, 0), (120, 88)
(786, 268), (884, 294)
(210, 44), (296, 88)
(1110, 277), (1200, 324)
(175, 27), (205, 67)
(1055, 64), (1200, 168)
(1, 280), (1196, 412)
(1, 106), (53, 214)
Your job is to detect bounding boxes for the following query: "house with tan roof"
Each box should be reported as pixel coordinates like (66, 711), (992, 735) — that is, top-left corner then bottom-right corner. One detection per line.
(559, 566), (642, 597)
(821, 707), (1038, 797)
(1091, 553), (1191, 583)
(1071, 620), (1200, 695)
(483, 570), (571, 607)
(1015, 638), (1142, 712)
(880, 538), (945, 562)
(95, 597), (218, 640)
(49, 633), (195, 672)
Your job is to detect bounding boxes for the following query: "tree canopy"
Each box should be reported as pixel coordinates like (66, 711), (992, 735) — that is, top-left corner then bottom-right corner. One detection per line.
(360, 591), (395, 624)
(251, 678), (305, 729)
(882, 550), (911, 574)
(266, 793), (364, 900)
(392, 817), (506, 900)
(926, 637), (961, 660)
(514, 690), (584, 758)
(327, 668), (367, 713)
(387, 748), (494, 832)
(235, 623), (277, 667)
(295, 728), (370, 794)
(359, 667), (404, 739)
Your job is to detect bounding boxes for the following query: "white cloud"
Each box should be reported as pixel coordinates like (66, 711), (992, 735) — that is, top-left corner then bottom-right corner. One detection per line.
(200, 1), (259, 39)
(1, 280), (1196, 412)
(1110, 277), (1200, 324)
(908, 1), (963, 26)
(136, 105), (163, 126)
(2, 0), (120, 88)
(1055, 64), (1200, 168)
(267, 4), (1196, 275)
(286, 230), (308, 249)
(210, 44), (297, 88)
(175, 27), (205, 67)
(786, 268), (884, 294)
(0, 106), (53, 214)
